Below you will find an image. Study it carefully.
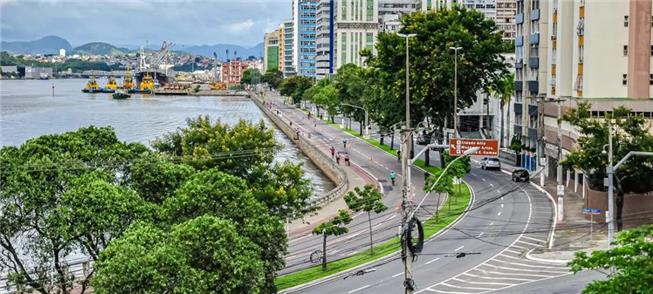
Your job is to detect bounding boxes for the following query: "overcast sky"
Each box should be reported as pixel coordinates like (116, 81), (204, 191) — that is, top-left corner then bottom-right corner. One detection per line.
(0, 0), (290, 47)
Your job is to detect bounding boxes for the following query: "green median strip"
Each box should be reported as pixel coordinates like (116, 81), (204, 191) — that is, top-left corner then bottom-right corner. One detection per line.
(276, 183), (471, 290)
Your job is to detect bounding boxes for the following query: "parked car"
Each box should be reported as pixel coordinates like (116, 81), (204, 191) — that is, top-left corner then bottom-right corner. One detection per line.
(480, 157), (501, 170)
(512, 169), (530, 182)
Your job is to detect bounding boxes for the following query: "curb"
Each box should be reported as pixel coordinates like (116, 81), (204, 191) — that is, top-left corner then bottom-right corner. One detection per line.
(525, 248), (570, 265)
(280, 181), (476, 294)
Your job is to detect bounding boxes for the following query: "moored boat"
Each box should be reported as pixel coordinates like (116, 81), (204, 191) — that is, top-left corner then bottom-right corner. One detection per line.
(82, 76), (101, 93)
(112, 92), (131, 100)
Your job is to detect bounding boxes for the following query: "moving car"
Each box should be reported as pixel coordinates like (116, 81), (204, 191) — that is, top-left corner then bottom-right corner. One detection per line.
(480, 157), (501, 170)
(512, 169), (530, 182)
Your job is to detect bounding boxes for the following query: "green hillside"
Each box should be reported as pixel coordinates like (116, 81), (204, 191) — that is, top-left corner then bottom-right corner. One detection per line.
(73, 42), (131, 55)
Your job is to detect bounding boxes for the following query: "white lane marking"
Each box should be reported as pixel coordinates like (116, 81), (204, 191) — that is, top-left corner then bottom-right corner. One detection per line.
(346, 232), (362, 239)
(470, 269), (552, 278)
(451, 277), (513, 286)
(501, 196), (504, 202)
(347, 284), (371, 293)
(425, 290), (475, 294)
(454, 246), (464, 252)
(461, 272), (534, 282)
(426, 257), (441, 265)
(477, 232), (485, 238)
(392, 272), (404, 278)
(388, 214), (397, 220)
(489, 183), (494, 187)
(516, 240), (542, 247)
(522, 236), (546, 243)
(288, 234), (311, 244)
(490, 257), (568, 269)
(481, 178), (487, 182)
(331, 249), (340, 254)
(497, 211), (502, 216)
(347, 250), (358, 256)
(501, 203), (504, 208)
(504, 248), (521, 254)
(510, 244), (527, 250)
(489, 222), (494, 226)
(482, 263), (570, 274)
(441, 282), (495, 291)
(373, 223), (384, 229)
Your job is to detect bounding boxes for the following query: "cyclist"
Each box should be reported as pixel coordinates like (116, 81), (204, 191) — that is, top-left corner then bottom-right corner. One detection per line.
(389, 171), (397, 186)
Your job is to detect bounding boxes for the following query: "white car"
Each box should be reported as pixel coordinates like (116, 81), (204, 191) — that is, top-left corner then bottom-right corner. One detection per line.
(481, 157), (501, 170)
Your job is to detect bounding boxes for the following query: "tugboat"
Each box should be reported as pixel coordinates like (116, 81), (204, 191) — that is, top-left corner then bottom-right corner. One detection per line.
(122, 67), (137, 93)
(82, 76), (101, 93)
(101, 77), (118, 93)
(138, 73), (155, 94)
(112, 91), (131, 100)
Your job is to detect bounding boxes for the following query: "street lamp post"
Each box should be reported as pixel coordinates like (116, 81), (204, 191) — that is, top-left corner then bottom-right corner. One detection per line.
(449, 47), (462, 138)
(341, 103), (369, 139)
(397, 32), (417, 294)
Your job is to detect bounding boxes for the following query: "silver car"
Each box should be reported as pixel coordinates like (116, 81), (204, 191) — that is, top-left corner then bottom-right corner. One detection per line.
(481, 157), (501, 170)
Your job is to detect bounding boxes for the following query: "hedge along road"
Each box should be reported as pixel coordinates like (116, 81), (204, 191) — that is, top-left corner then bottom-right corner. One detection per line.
(260, 91), (474, 290)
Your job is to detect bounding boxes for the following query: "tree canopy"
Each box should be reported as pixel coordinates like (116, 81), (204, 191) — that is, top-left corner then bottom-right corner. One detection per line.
(277, 75), (313, 104)
(241, 68), (263, 85)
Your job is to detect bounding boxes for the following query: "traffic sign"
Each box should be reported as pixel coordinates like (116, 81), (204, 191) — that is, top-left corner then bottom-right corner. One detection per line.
(449, 138), (499, 157)
(582, 208), (602, 215)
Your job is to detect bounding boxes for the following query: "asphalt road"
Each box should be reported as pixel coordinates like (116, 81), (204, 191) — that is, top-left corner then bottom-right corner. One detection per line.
(268, 92), (437, 275)
(286, 167), (565, 293)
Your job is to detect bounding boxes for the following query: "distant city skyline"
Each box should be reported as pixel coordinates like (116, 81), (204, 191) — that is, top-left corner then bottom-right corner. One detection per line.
(0, 0), (290, 47)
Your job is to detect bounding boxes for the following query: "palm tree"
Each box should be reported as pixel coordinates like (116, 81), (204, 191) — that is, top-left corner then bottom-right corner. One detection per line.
(489, 74), (515, 148)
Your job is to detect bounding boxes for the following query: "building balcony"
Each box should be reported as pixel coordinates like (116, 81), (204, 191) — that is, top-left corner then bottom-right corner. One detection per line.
(530, 9), (540, 21)
(516, 35), (524, 47)
(529, 33), (540, 45)
(528, 80), (538, 93)
(528, 104), (539, 116)
(516, 13), (524, 25)
(514, 102), (523, 114)
(515, 80), (523, 91)
(528, 57), (539, 69)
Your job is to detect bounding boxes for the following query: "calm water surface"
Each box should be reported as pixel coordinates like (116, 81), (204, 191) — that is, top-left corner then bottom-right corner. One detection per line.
(0, 79), (333, 196)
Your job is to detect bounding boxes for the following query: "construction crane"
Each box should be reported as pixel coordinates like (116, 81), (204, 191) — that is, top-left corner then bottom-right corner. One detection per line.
(151, 41), (173, 76)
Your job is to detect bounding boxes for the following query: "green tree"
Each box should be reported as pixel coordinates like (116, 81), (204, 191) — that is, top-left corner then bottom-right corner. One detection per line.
(262, 70), (283, 88)
(241, 68), (263, 85)
(126, 153), (196, 204)
(162, 170), (286, 292)
(248, 161), (314, 220)
(278, 75), (313, 104)
(312, 210), (353, 270)
(569, 225), (653, 294)
(92, 216), (265, 293)
(334, 64), (370, 135)
(303, 78), (340, 122)
(424, 167), (454, 218)
(487, 73), (515, 147)
(366, 7), (508, 130)
(562, 103), (653, 230)
(344, 185), (387, 254)
(152, 115), (278, 177)
(0, 126), (149, 294)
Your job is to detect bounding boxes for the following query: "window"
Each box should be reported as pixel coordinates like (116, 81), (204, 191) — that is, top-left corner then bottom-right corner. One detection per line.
(651, 45), (653, 56)
(624, 45), (628, 56)
(623, 74), (628, 86)
(650, 74), (653, 85)
(624, 15), (629, 27)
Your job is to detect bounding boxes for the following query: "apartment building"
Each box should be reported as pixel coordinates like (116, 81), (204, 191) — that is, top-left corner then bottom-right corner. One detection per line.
(422, 0), (516, 41)
(378, 0), (420, 32)
(315, 0), (379, 79)
(264, 30), (280, 73)
(542, 0), (653, 181)
(293, 0), (318, 78)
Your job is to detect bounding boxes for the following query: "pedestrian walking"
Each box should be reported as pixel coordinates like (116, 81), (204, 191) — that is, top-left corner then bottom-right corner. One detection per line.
(389, 171), (397, 186)
(344, 155), (350, 166)
(336, 154), (341, 165)
(343, 139), (348, 149)
(397, 150), (401, 161)
(330, 146), (335, 158)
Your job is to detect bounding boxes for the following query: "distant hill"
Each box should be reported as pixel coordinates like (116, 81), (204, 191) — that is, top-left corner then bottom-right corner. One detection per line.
(0, 36), (72, 55)
(180, 42), (264, 59)
(73, 42), (132, 55)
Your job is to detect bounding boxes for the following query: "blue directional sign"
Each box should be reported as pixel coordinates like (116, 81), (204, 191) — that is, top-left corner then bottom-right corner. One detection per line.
(582, 208), (602, 215)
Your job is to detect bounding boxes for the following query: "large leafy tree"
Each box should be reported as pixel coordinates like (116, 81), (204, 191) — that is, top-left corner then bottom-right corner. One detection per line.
(248, 161), (314, 220)
(487, 73), (515, 147)
(562, 103), (653, 230)
(126, 153), (196, 204)
(366, 6), (508, 130)
(344, 185), (387, 254)
(334, 64), (370, 135)
(92, 216), (265, 294)
(569, 225), (653, 293)
(241, 68), (263, 85)
(277, 75), (313, 104)
(152, 115), (278, 177)
(162, 170), (287, 292)
(0, 127), (150, 294)
(312, 210), (352, 271)
(262, 70), (283, 88)
(303, 78), (340, 121)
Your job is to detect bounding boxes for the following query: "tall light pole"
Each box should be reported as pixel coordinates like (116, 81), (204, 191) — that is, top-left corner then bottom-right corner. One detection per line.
(397, 32), (416, 294)
(341, 103), (369, 138)
(449, 46), (462, 138)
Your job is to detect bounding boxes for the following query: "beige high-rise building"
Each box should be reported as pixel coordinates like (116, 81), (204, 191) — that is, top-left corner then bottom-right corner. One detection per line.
(422, 0), (517, 41)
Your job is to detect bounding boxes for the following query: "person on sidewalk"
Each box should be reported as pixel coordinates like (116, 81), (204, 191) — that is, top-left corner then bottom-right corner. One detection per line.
(389, 171), (397, 186)
(397, 150), (401, 161)
(343, 139), (348, 149)
(336, 153), (341, 165)
(330, 146), (335, 158)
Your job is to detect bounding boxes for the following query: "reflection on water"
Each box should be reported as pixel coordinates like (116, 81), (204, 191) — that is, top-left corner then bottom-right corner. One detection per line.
(0, 79), (334, 196)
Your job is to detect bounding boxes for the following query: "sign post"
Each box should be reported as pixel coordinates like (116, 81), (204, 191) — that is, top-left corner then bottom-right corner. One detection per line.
(449, 139), (499, 157)
(582, 208), (602, 241)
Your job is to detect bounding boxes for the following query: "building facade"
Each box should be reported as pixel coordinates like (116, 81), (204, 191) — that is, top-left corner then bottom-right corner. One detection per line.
(264, 30), (280, 73)
(220, 60), (250, 84)
(422, 0), (516, 41)
(283, 20), (297, 76)
(315, 0), (379, 79)
(378, 0), (420, 32)
(293, 0), (318, 78)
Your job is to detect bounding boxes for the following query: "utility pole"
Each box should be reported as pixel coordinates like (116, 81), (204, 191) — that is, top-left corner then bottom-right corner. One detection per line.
(606, 121), (614, 249)
(556, 98), (564, 221)
(397, 32), (416, 294)
(449, 47), (462, 137)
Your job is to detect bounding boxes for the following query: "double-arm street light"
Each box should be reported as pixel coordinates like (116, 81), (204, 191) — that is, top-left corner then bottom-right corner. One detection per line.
(449, 46), (462, 138)
(340, 102), (369, 139)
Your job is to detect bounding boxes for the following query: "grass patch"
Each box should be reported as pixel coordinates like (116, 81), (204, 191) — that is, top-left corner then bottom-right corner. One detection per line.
(276, 183), (471, 290)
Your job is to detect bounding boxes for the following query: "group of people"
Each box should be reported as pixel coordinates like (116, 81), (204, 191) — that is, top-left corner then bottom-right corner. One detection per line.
(329, 145), (350, 166)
